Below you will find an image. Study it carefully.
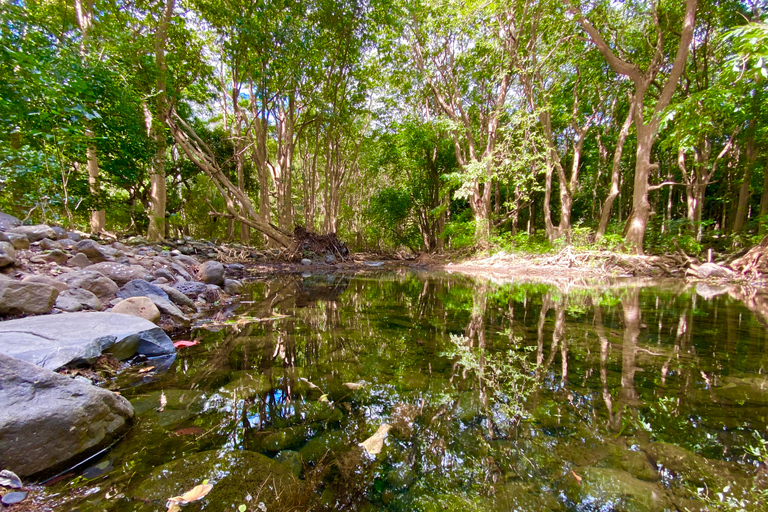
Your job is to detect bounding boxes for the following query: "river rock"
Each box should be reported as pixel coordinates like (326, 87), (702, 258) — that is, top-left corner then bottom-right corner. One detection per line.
(0, 353), (134, 477)
(696, 262), (732, 279)
(88, 262), (152, 286)
(644, 442), (748, 492)
(40, 249), (69, 264)
(130, 450), (302, 512)
(58, 270), (119, 300)
(0, 281), (58, 315)
(50, 226), (67, 239)
(6, 233), (29, 250)
(117, 279), (169, 301)
(0, 241), (16, 267)
(198, 260), (225, 286)
(9, 224), (56, 243)
(22, 274), (69, 292)
(55, 288), (103, 312)
(563, 467), (671, 512)
(75, 239), (107, 261)
(112, 297), (161, 323)
(0, 311), (176, 370)
(0, 232), (8, 243)
(39, 238), (62, 251)
(173, 280), (207, 299)
(0, 212), (21, 231)
(155, 284), (196, 308)
(67, 252), (92, 268)
(153, 267), (175, 281)
(67, 231), (82, 242)
(223, 279), (243, 294)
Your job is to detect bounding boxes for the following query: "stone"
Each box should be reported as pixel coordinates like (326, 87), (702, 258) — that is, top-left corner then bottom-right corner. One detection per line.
(57, 238), (76, 250)
(201, 284), (222, 303)
(125, 235), (149, 246)
(130, 450), (302, 512)
(153, 267), (175, 281)
(155, 284), (196, 308)
(112, 297), (161, 323)
(149, 295), (189, 325)
(58, 270), (119, 300)
(75, 239), (107, 261)
(0, 212), (21, 231)
(563, 467), (671, 512)
(301, 258), (312, 265)
(225, 263), (245, 273)
(6, 233), (29, 250)
(39, 238), (62, 251)
(9, 224), (56, 243)
(170, 262), (193, 281)
(0, 353), (134, 477)
(0, 311), (176, 370)
(54, 288), (102, 312)
(117, 279), (169, 301)
(67, 252), (92, 268)
(40, 249), (69, 264)
(50, 226), (67, 240)
(325, 254), (336, 264)
(67, 231), (82, 242)
(275, 450), (303, 478)
(223, 279), (243, 295)
(88, 262), (152, 286)
(696, 262), (732, 279)
(0, 241), (16, 267)
(21, 274), (69, 292)
(198, 260), (225, 286)
(0, 232), (8, 242)
(0, 281), (58, 315)
(173, 254), (200, 267)
(173, 280), (207, 299)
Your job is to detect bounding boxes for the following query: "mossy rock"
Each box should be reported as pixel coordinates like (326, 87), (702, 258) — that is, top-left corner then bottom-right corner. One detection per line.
(490, 481), (564, 511)
(219, 371), (272, 397)
(601, 443), (659, 482)
(130, 449), (302, 512)
(644, 442), (750, 492)
(262, 424), (317, 452)
(716, 376), (768, 405)
(299, 430), (351, 463)
(130, 389), (206, 415)
(562, 467), (672, 512)
(275, 450), (303, 478)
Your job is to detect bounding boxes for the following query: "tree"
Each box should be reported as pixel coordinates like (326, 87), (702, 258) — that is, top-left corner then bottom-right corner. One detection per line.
(571, 0), (698, 254)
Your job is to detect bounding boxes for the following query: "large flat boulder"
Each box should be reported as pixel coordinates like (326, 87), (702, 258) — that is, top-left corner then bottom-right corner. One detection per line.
(0, 353), (134, 477)
(0, 312), (175, 370)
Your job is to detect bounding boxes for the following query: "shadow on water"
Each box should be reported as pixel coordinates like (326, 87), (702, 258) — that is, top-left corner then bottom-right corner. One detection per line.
(45, 271), (768, 512)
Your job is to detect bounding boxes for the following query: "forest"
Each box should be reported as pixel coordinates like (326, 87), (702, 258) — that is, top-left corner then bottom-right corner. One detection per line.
(1, 0), (767, 257)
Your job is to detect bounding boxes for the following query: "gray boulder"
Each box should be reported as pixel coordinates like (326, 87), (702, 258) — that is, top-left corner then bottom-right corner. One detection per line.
(67, 252), (92, 268)
(50, 226), (67, 239)
(9, 224), (56, 243)
(55, 288), (102, 312)
(224, 279), (243, 295)
(117, 279), (169, 301)
(40, 249), (69, 264)
(153, 267), (175, 281)
(0, 311), (176, 370)
(67, 231), (82, 242)
(170, 262), (193, 281)
(75, 239), (106, 261)
(88, 262), (152, 286)
(696, 262), (733, 279)
(58, 270), (119, 300)
(0, 241), (16, 267)
(6, 233), (29, 250)
(39, 238), (62, 251)
(198, 260), (225, 286)
(0, 281), (58, 315)
(21, 274), (69, 292)
(0, 232), (8, 242)
(0, 212), (21, 231)
(155, 283), (196, 308)
(0, 353), (134, 477)
(173, 280), (207, 299)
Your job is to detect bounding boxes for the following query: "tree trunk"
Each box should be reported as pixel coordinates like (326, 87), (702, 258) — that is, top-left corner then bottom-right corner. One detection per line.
(733, 120), (756, 234)
(624, 122), (655, 253)
(147, 0), (175, 242)
(597, 100), (634, 240)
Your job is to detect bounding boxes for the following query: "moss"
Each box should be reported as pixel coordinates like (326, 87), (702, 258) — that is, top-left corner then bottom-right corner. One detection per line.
(130, 449), (303, 512)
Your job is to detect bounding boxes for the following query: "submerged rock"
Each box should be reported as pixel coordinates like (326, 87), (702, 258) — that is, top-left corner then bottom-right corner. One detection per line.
(0, 311), (175, 370)
(0, 353), (134, 477)
(564, 467), (671, 512)
(130, 450), (302, 512)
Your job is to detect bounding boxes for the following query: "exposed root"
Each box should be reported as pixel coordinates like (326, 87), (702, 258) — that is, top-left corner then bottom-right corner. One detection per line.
(286, 226), (350, 262)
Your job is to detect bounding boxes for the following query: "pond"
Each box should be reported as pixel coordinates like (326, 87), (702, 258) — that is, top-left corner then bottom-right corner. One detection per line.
(41, 270), (768, 512)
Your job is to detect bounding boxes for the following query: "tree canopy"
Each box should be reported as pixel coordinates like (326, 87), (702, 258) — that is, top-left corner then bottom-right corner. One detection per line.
(1, 0), (767, 255)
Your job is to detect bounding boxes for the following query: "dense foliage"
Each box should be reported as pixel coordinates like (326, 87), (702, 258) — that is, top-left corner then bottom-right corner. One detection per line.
(1, 0), (766, 255)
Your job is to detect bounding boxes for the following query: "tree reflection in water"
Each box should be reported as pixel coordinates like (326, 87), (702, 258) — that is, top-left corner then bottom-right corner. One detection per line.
(47, 272), (768, 512)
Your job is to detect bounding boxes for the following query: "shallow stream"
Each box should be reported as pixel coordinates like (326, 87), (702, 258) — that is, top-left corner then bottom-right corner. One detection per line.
(41, 270), (768, 511)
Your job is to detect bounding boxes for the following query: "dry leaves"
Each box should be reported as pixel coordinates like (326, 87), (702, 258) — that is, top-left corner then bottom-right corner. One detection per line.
(343, 382), (365, 390)
(571, 470), (582, 485)
(359, 424), (391, 456)
(166, 483), (213, 511)
(0, 470), (22, 489)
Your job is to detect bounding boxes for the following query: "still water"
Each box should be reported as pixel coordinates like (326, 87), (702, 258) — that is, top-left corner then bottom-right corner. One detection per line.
(46, 271), (768, 511)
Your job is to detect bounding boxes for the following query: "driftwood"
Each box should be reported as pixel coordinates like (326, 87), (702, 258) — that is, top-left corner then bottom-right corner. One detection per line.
(287, 226), (350, 262)
(731, 235), (768, 277)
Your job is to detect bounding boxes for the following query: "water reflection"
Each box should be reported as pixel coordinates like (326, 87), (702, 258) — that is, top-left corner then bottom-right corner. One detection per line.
(53, 272), (768, 512)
